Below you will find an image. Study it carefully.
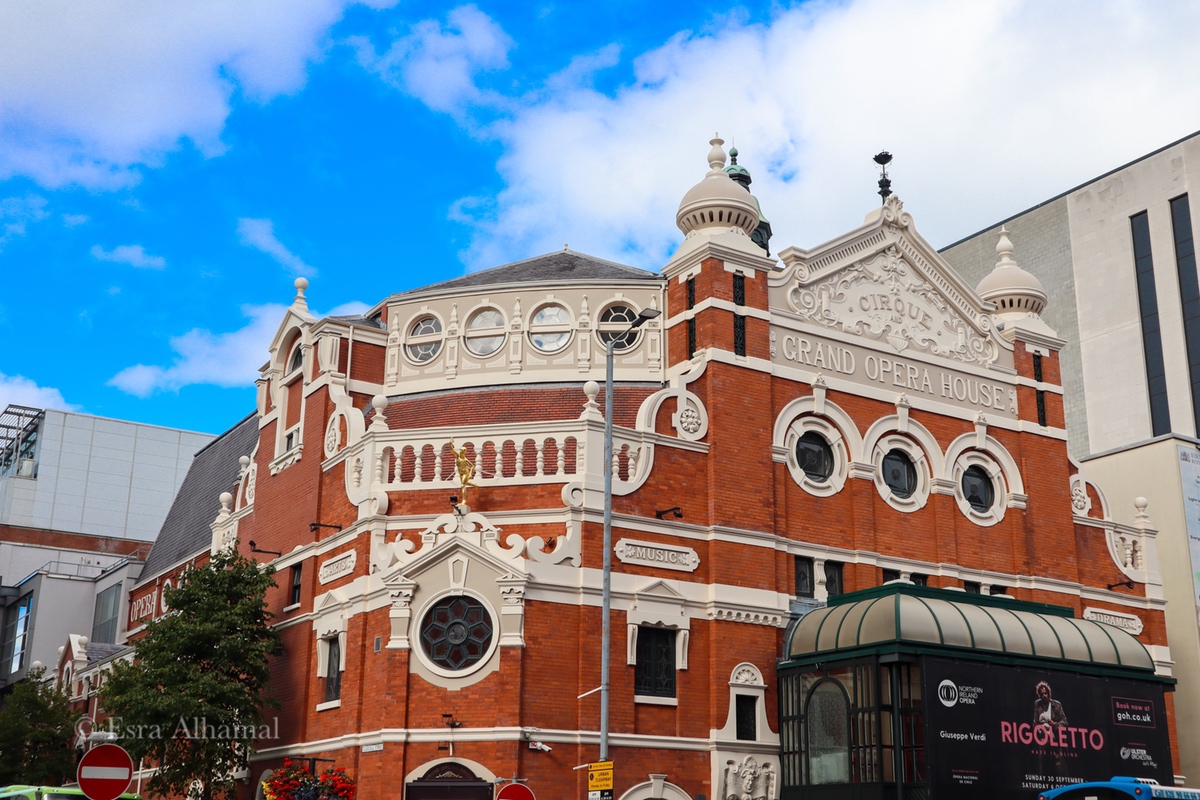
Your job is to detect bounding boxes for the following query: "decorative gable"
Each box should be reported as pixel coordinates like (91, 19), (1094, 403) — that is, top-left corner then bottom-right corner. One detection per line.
(774, 196), (1008, 370)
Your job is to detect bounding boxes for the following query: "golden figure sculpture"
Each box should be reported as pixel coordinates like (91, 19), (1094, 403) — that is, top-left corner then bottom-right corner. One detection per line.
(448, 439), (477, 504)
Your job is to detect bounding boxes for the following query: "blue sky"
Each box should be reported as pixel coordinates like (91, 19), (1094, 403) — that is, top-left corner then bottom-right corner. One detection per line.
(3, 0), (1200, 435)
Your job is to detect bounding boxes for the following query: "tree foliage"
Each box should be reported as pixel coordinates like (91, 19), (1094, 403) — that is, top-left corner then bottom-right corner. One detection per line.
(0, 665), (78, 785)
(101, 546), (281, 800)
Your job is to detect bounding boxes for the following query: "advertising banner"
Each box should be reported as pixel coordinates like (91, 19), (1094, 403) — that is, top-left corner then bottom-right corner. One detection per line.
(923, 658), (1172, 798)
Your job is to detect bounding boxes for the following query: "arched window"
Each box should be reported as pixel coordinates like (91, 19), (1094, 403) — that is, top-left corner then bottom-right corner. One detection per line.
(806, 681), (850, 784)
(287, 343), (304, 374)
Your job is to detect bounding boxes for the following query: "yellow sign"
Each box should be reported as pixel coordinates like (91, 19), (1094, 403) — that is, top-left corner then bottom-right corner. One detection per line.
(587, 761), (614, 791)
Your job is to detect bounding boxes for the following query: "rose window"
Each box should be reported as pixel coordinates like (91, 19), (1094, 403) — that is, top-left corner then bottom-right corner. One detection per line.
(419, 596), (494, 671)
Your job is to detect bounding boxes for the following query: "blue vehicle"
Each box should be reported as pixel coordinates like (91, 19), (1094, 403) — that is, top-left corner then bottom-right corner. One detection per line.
(1038, 777), (1200, 800)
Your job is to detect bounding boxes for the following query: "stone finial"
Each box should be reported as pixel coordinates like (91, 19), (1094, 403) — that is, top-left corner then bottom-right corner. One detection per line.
(218, 492), (233, 517)
(707, 134), (727, 172)
(239, 455), (251, 471)
(1133, 496), (1152, 529)
(369, 395), (390, 432)
(293, 277), (309, 311)
(995, 227), (1017, 266)
(581, 380), (601, 420)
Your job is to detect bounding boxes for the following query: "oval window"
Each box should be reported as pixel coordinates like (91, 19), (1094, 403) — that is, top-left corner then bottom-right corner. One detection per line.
(795, 432), (834, 482)
(961, 465), (995, 512)
(881, 449), (917, 499)
(597, 304), (640, 352)
(528, 304), (572, 353)
(406, 316), (443, 363)
(465, 308), (505, 357)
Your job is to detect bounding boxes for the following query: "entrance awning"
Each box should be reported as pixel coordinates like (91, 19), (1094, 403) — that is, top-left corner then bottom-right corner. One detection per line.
(786, 585), (1155, 673)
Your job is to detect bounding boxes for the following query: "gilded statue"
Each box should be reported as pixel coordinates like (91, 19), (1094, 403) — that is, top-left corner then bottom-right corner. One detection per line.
(449, 439), (477, 504)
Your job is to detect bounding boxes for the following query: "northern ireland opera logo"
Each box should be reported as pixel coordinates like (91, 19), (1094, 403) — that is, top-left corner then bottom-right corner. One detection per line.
(938, 678), (982, 708)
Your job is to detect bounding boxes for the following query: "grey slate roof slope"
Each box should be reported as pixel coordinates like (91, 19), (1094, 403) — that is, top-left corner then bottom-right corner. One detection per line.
(85, 642), (129, 664)
(393, 249), (661, 298)
(328, 314), (385, 329)
(140, 413), (259, 580)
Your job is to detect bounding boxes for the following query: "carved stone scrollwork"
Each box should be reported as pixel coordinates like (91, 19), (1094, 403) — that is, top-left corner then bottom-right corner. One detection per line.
(324, 413), (343, 457)
(721, 755), (777, 800)
(787, 243), (998, 368)
(732, 665), (763, 685)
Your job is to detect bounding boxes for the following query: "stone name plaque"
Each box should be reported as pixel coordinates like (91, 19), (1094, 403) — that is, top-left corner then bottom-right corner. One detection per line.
(771, 326), (1018, 420)
(318, 550), (357, 585)
(1083, 606), (1144, 635)
(614, 539), (699, 572)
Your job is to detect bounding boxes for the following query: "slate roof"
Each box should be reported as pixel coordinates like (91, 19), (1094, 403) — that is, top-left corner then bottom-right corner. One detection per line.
(140, 413), (259, 580)
(85, 642), (129, 664)
(328, 314), (385, 329)
(393, 249), (661, 298)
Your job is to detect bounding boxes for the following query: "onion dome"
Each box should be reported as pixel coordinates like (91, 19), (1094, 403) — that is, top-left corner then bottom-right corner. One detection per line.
(976, 227), (1047, 318)
(676, 136), (760, 237)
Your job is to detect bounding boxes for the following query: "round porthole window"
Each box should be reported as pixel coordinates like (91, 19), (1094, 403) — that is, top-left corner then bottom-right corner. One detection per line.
(419, 595), (494, 671)
(465, 308), (506, 357)
(961, 465), (995, 513)
(881, 449), (917, 499)
(795, 432), (834, 482)
(597, 304), (640, 352)
(528, 304), (572, 353)
(406, 315), (443, 363)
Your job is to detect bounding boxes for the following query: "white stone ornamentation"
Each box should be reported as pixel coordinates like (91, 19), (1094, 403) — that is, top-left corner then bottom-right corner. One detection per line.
(614, 539), (699, 572)
(324, 414), (343, 457)
(787, 244), (998, 367)
(318, 551), (357, 585)
(1083, 607), (1144, 635)
(720, 755), (777, 800)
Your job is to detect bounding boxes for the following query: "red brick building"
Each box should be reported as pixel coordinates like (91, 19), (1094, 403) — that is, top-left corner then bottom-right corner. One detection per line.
(124, 137), (1180, 799)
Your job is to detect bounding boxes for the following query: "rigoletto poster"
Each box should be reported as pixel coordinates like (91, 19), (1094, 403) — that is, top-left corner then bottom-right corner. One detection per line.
(922, 658), (1172, 797)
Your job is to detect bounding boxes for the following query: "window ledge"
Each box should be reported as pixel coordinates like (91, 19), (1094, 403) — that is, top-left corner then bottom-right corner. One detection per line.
(269, 444), (303, 476)
(634, 694), (678, 706)
(316, 699), (341, 712)
(282, 603), (301, 612)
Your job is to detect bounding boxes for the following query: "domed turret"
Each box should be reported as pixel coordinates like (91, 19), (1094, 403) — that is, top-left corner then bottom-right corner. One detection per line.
(976, 227), (1048, 320)
(676, 136), (760, 237)
(725, 147), (773, 255)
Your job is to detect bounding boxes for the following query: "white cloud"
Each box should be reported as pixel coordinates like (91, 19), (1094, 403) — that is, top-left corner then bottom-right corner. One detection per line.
(353, 4), (513, 119)
(109, 300), (370, 397)
(0, 194), (49, 248)
(62, 213), (89, 227)
(237, 217), (316, 277)
(91, 243), (167, 269)
(0, 0), (397, 189)
(404, 0), (1200, 265)
(0, 373), (79, 412)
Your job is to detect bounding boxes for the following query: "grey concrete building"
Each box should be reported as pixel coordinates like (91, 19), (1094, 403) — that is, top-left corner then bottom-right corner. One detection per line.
(941, 130), (1200, 782)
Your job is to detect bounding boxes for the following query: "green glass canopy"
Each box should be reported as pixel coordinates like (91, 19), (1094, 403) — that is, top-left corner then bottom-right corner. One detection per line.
(786, 585), (1155, 673)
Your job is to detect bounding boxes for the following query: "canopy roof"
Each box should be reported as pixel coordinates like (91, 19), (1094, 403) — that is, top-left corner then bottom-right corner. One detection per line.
(785, 585), (1155, 674)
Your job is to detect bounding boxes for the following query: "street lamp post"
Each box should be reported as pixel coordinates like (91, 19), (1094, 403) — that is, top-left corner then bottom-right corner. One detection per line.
(600, 306), (661, 762)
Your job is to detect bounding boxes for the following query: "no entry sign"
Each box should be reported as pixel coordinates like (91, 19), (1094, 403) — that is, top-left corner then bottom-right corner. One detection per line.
(495, 782), (535, 800)
(77, 743), (134, 800)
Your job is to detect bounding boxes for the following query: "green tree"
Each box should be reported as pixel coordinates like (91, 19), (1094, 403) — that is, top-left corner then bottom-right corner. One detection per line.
(0, 665), (79, 785)
(101, 546), (281, 800)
